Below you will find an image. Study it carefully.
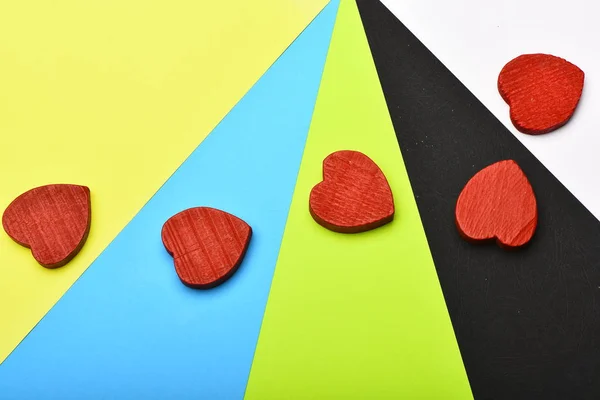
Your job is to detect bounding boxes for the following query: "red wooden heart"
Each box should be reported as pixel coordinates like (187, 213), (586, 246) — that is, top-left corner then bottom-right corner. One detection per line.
(498, 53), (584, 135)
(455, 160), (537, 249)
(161, 207), (252, 289)
(309, 150), (394, 233)
(2, 184), (92, 268)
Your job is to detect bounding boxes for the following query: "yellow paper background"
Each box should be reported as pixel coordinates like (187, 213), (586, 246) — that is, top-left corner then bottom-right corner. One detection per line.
(0, 0), (327, 363)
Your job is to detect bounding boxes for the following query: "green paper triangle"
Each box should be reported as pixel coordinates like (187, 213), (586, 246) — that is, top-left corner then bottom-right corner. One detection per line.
(245, 0), (472, 398)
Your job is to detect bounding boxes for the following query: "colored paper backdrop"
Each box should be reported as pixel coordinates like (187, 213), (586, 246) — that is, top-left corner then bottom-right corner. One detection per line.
(0, 2), (338, 397)
(0, 0), (328, 363)
(357, 0), (600, 398)
(245, 0), (472, 398)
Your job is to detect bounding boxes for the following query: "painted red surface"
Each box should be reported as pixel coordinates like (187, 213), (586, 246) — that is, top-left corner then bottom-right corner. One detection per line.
(498, 53), (584, 134)
(309, 150), (394, 233)
(161, 207), (251, 289)
(2, 184), (92, 268)
(456, 160), (537, 249)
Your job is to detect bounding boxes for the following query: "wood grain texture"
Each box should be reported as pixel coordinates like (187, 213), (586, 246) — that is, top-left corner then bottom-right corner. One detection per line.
(456, 160), (537, 248)
(498, 54), (584, 134)
(161, 207), (252, 289)
(2, 184), (91, 268)
(309, 150), (394, 233)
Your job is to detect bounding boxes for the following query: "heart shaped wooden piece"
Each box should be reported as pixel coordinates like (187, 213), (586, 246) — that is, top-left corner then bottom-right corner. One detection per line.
(161, 207), (252, 289)
(498, 53), (584, 135)
(2, 184), (92, 268)
(309, 150), (394, 233)
(456, 160), (537, 249)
